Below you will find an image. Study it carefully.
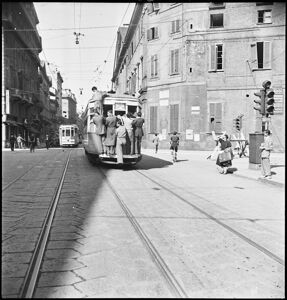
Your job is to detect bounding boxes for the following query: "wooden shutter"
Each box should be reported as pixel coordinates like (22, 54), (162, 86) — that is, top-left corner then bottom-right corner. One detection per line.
(155, 54), (158, 76)
(150, 106), (158, 133)
(176, 19), (180, 32)
(155, 27), (159, 39)
(170, 50), (174, 74)
(151, 55), (154, 77)
(250, 43), (258, 70)
(147, 28), (151, 41)
(170, 104), (179, 132)
(209, 45), (216, 71)
(209, 103), (215, 131)
(215, 103), (222, 133)
(175, 49), (179, 73)
(263, 41), (271, 69)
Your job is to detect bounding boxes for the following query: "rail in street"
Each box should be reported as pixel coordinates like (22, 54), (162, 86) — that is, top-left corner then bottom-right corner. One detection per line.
(2, 148), (284, 298)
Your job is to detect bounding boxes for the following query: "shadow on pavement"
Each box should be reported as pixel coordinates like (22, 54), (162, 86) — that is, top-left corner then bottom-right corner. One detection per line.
(271, 164), (285, 169)
(133, 154), (173, 170)
(227, 167), (238, 174)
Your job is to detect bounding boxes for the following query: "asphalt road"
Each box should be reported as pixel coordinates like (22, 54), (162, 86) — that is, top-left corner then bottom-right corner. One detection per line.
(2, 148), (284, 298)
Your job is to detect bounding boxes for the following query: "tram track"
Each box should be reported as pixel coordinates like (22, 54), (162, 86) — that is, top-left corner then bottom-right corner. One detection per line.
(19, 149), (72, 298)
(2, 151), (68, 192)
(134, 169), (284, 267)
(98, 166), (189, 298)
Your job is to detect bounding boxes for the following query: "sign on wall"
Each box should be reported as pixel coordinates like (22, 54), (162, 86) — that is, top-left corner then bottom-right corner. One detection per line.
(159, 90), (169, 99)
(186, 129), (194, 140)
(191, 106), (200, 114)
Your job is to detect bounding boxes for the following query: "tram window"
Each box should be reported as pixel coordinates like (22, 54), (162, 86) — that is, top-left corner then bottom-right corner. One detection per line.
(62, 130), (65, 136)
(75, 128), (78, 134)
(66, 129), (71, 136)
(71, 130), (74, 137)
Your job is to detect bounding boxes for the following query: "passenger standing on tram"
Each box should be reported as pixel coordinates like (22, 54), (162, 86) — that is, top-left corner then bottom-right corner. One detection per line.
(93, 108), (106, 154)
(122, 112), (134, 155)
(132, 111), (145, 155)
(103, 110), (117, 155)
(91, 86), (104, 115)
(115, 118), (127, 165)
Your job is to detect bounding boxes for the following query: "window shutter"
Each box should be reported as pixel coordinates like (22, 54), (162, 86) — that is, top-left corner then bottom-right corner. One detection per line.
(175, 49), (179, 73)
(155, 54), (158, 76)
(170, 104), (179, 132)
(215, 103), (222, 133)
(209, 45), (216, 70)
(151, 55), (154, 77)
(170, 50), (173, 74)
(209, 103), (215, 131)
(155, 27), (159, 39)
(147, 29), (150, 41)
(150, 106), (158, 133)
(176, 19), (180, 32)
(263, 41), (271, 69)
(171, 21), (174, 34)
(250, 43), (258, 69)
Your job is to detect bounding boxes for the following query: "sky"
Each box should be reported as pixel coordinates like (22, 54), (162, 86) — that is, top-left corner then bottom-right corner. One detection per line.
(34, 2), (135, 112)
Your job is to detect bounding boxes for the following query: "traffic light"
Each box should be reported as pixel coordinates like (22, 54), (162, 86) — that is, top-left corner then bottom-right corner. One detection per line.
(253, 89), (265, 115)
(233, 117), (242, 132)
(265, 87), (275, 116)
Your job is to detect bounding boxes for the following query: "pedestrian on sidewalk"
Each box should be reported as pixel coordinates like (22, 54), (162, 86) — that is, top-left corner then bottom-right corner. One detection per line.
(29, 134), (36, 153)
(170, 131), (179, 162)
(9, 134), (16, 151)
(16, 134), (24, 149)
(152, 133), (160, 153)
(45, 134), (50, 150)
(259, 129), (273, 179)
(216, 133), (233, 174)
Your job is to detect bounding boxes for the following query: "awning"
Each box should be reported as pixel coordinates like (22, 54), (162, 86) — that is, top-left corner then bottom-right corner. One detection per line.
(3, 120), (18, 126)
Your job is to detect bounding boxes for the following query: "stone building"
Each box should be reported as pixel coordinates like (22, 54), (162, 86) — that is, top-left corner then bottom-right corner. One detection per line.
(112, 2), (285, 151)
(61, 89), (77, 125)
(2, 2), (43, 147)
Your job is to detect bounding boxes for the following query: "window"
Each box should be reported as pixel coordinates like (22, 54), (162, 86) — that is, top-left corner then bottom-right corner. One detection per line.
(258, 10), (272, 24)
(210, 13), (224, 27)
(150, 106), (158, 133)
(209, 103), (222, 132)
(256, 2), (273, 6)
(66, 129), (70, 136)
(209, 44), (223, 71)
(147, 3), (160, 13)
(151, 55), (158, 78)
(170, 104), (179, 133)
(171, 19), (181, 34)
(62, 130), (65, 137)
(209, 2), (225, 9)
(170, 49), (180, 75)
(250, 41), (271, 69)
(147, 27), (159, 41)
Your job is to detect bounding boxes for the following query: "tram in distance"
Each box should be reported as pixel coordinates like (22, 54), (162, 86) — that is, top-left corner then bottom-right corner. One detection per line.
(59, 124), (80, 147)
(82, 92), (142, 166)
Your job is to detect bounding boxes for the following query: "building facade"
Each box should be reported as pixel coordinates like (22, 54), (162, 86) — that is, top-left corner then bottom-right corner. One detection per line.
(61, 89), (77, 125)
(2, 2), (43, 146)
(112, 2), (285, 151)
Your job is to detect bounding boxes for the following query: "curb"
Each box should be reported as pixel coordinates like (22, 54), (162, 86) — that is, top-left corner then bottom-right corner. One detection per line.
(232, 172), (284, 188)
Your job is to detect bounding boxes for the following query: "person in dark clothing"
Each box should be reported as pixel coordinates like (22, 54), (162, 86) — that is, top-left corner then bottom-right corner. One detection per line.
(216, 133), (233, 174)
(45, 134), (50, 150)
(9, 134), (16, 151)
(170, 131), (179, 162)
(131, 111), (145, 155)
(29, 135), (36, 153)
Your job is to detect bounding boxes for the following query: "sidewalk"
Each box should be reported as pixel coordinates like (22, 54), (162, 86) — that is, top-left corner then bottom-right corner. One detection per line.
(141, 149), (285, 188)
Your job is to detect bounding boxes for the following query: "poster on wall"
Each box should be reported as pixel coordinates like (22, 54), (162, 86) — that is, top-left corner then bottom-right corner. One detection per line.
(161, 128), (167, 140)
(186, 129), (194, 140)
(194, 133), (200, 142)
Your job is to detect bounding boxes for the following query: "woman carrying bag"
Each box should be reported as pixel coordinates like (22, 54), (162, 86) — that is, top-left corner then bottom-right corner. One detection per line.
(216, 133), (233, 174)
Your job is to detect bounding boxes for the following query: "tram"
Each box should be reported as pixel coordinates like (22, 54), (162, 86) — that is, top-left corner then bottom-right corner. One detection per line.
(82, 92), (142, 166)
(59, 124), (80, 147)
